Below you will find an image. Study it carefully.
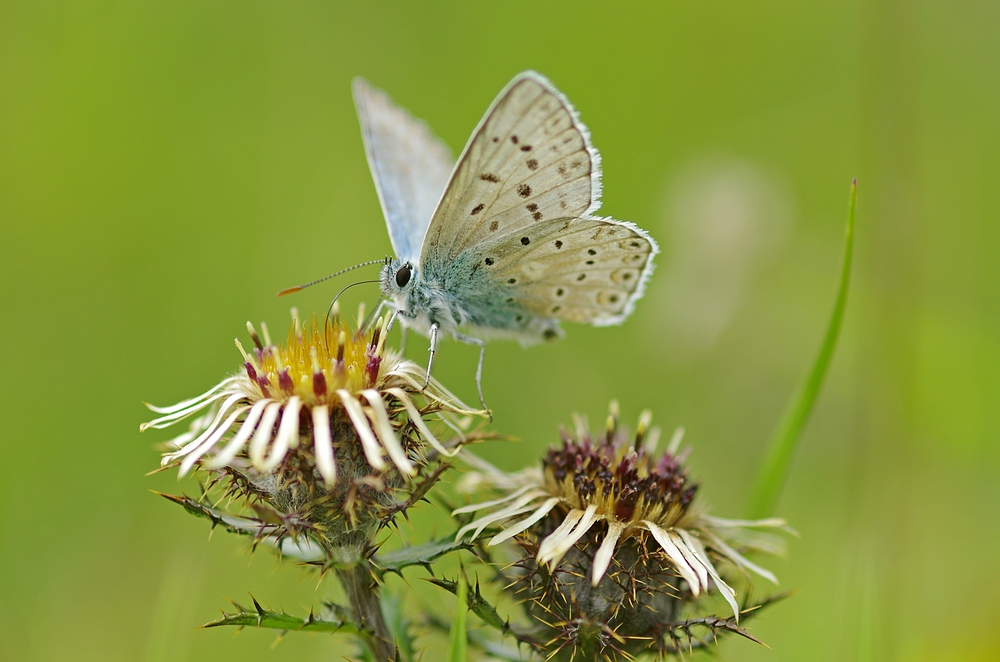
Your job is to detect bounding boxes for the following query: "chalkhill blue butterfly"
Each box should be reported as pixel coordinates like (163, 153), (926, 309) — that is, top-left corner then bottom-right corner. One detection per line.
(341, 72), (657, 409)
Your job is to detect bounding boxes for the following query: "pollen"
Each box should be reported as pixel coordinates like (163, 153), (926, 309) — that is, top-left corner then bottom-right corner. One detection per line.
(245, 313), (385, 407)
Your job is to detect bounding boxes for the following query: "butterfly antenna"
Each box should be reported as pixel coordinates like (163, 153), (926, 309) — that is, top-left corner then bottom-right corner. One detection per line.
(324, 280), (381, 321)
(278, 258), (388, 297)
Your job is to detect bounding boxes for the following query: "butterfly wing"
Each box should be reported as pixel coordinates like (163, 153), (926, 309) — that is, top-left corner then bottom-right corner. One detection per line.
(419, 71), (656, 332)
(353, 78), (455, 262)
(474, 217), (656, 327)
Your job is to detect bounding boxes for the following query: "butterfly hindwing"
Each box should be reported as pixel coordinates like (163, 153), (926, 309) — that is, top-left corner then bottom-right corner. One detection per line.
(420, 72), (599, 266)
(353, 78), (455, 262)
(477, 217), (656, 327)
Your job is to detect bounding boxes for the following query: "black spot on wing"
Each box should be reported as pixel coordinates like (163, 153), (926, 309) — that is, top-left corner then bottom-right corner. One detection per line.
(471, 203), (485, 215)
(517, 184), (532, 198)
(520, 236), (530, 245)
(588, 249), (597, 255)
(532, 212), (542, 221)
(511, 135), (519, 144)
(480, 173), (500, 183)
(520, 145), (532, 152)
(484, 257), (494, 266)
(526, 203), (538, 212)
(508, 278), (517, 284)
(554, 240), (563, 249)
(526, 158), (539, 170)
(489, 220), (499, 231)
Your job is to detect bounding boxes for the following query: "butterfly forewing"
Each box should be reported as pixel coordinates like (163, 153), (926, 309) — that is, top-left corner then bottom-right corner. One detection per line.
(353, 78), (455, 262)
(420, 72), (599, 266)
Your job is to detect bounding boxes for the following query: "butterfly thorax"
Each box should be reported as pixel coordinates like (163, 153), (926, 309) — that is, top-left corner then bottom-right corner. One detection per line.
(380, 254), (563, 344)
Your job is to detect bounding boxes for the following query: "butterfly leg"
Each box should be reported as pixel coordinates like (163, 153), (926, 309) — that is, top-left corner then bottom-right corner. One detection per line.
(454, 332), (489, 416)
(423, 322), (439, 390)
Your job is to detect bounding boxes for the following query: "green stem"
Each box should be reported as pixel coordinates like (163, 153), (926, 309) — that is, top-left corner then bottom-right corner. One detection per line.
(746, 179), (857, 519)
(337, 561), (395, 662)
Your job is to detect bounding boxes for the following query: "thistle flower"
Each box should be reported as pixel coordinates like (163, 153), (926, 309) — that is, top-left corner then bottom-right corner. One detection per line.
(454, 403), (790, 659)
(143, 307), (481, 555)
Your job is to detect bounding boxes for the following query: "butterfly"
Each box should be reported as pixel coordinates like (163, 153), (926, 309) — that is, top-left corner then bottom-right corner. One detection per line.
(353, 71), (658, 410)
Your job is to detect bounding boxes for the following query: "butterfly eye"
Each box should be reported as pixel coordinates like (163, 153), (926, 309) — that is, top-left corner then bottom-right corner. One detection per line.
(395, 264), (412, 288)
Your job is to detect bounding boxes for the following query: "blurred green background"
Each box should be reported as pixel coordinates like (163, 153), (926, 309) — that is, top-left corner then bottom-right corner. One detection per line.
(2, 1), (999, 660)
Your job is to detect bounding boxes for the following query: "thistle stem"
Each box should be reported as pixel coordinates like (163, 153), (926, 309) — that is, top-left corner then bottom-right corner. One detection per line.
(337, 561), (394, 661)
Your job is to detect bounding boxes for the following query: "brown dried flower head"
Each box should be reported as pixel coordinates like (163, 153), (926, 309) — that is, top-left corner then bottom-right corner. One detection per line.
(455, 402), (790, 659)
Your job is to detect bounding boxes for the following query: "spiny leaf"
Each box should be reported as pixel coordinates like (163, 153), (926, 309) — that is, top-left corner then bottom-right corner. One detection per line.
(747, 179), (857, 518)
(373, 535), (478, 576)
(202, 600), (358, 635)
(428, 576), (508, 633)
(154, 492), (278, 538)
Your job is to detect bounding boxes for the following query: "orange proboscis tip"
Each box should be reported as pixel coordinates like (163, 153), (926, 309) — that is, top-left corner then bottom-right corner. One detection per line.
(278, 285), (303, 297)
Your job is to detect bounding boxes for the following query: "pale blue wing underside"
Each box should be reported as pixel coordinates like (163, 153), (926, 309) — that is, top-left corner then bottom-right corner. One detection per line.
(353, 78), (455, 262)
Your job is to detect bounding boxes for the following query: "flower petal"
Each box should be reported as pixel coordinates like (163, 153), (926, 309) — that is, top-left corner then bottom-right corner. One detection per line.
(205, 398), (271, 469)
(681, 530), (740, 621)
(489, 497), (561, 546)
(361, 389), (414, 475)
(249, 401), (282, 465)
(337, 389), (386, 470)
(455, 491), (545, 541)
(643, 521), (702, 596)
(699, 526), (778, 585)
(699, 515), (789, 530)
(160, 392), (245, 463)
(452, 484), (536, 515)
(537, 509), (585, 562)
(311, 404), (337, 487)
(178, 405), (250, 476)
(143, 377), (238, 415)
(672, 530), (709, 593)
(591, 521), (626, 585)
(260, 396), (300, 471)
(539, 504), (601, 570)
(386, 387), (457, 457)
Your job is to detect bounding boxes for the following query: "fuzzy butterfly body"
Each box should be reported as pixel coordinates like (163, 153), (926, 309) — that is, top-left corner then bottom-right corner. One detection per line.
(353, 72), (657, 405)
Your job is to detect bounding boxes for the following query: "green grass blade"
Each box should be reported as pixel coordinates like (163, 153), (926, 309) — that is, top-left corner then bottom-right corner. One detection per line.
(747, 179), (857, 518)
(447, 575), (468, 662)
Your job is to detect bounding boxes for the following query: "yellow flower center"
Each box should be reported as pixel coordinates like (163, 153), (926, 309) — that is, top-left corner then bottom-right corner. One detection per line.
(240, 312), (390, 407)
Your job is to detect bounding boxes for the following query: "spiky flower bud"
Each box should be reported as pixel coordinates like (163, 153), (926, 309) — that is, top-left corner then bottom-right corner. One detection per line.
(143, 307), (481, 560)
(455, 402), (791, 660)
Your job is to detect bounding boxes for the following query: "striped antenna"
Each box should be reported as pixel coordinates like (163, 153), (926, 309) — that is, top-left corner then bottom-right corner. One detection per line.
(278, 258), (388, 297)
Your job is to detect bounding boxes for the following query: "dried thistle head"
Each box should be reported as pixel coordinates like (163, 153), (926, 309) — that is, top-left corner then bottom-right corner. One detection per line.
(455, 402), (791, 659)
(143, 306), (483, 561)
